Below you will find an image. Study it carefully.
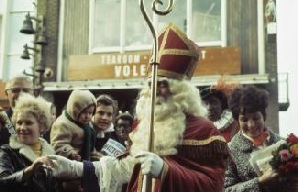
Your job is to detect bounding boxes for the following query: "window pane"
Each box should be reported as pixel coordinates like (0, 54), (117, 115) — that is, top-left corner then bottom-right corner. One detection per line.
(192, 0), (221, 42)
(158, 1), (186, 33)
(93, 0), (121, 47)
(125, 0), (152, 47)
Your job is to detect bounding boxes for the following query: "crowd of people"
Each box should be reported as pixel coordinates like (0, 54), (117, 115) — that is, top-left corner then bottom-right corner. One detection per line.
(0, 23), (290, 192)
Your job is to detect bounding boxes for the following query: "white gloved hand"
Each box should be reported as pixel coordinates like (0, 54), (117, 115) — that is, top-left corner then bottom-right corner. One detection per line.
(48, 155), (83, 178)
(134, 151), (164, 178)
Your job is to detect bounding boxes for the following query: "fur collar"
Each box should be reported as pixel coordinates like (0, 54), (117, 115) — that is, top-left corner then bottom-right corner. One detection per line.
(9, 134), (55, 162)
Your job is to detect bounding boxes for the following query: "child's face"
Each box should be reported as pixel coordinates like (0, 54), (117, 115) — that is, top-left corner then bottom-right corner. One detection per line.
(78, 105), (95, 124)
(93, 104), (114, 131)
(15, 111), (40, 145)
(115, 119), (132, 141)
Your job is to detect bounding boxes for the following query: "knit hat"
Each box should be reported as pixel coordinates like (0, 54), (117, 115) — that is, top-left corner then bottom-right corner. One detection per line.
(115, 111), (134, 125)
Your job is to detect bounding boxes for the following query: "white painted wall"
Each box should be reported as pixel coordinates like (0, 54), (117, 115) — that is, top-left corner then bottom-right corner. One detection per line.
(0, 0), (35, 81)
(0, 0), (4, 14)
(277, 0), (298, 137)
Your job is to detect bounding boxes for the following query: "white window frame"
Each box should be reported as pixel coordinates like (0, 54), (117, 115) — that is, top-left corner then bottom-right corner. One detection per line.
(257, 0), (265, 74)
(89, 0), (227, 54)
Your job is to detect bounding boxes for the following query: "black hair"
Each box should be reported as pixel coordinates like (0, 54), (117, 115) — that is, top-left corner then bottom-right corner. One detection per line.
(96, 94), (118, 115)
(228, 85), (269, 121)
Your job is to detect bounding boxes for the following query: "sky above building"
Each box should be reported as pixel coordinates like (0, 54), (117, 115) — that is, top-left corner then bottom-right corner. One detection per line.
(277, 0), (298, 137)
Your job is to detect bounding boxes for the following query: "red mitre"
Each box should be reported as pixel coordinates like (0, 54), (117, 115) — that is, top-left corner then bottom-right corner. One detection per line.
(149, 23), (200, 80)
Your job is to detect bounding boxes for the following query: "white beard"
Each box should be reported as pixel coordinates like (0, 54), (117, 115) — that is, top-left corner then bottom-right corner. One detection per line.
(130, 94), (186, 156)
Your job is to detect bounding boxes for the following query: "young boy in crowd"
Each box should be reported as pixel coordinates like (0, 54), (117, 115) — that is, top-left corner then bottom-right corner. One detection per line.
(92, 94), (117, 150)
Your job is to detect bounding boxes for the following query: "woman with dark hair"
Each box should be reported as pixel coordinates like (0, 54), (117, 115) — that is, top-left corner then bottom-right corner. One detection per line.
(224, 85), (283, 192)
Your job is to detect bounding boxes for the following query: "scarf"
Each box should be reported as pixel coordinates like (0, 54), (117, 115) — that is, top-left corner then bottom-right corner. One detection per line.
(253, 131), (269, 147)
(243, 130), (270, 147)
(65, 111), (95, 160)
(28, 142), (42, 157)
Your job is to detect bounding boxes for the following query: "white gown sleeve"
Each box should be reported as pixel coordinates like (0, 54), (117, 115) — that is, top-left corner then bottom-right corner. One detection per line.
(93, 155), (138, 192)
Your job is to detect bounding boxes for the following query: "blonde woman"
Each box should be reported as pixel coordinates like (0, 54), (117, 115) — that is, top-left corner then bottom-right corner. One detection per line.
(0, 93), (57, 192)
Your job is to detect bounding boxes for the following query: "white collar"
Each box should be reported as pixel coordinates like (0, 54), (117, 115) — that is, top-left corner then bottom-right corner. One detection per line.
(97, 123), (114, 138)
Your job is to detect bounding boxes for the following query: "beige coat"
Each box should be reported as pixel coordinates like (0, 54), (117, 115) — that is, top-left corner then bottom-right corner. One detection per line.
(50, 90), (96, 158)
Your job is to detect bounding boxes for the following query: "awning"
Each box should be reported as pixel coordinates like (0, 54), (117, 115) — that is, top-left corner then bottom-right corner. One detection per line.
(43, 74), (270, 91)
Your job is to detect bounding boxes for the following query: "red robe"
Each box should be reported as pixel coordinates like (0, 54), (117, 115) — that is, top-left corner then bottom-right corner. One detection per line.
(125, 115), (229, 192)
(220, 120), (239, 143)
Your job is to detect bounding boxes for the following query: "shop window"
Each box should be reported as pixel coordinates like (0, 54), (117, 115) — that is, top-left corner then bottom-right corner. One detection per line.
(90, 0), (226, 53)
(92, 0), (121, 49)
(191, 0), (223, 46)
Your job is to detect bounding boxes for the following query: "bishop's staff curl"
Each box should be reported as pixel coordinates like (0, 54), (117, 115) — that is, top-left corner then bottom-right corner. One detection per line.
(139, 0), (174, 191)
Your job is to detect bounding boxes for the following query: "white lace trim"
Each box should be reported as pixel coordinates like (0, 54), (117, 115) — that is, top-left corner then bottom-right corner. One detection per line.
(213, 110), (234, 131)
(94, 155), (137, 192)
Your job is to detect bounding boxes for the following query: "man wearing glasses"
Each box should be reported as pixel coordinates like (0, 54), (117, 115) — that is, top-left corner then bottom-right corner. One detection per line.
(0, 76), (34, 145)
